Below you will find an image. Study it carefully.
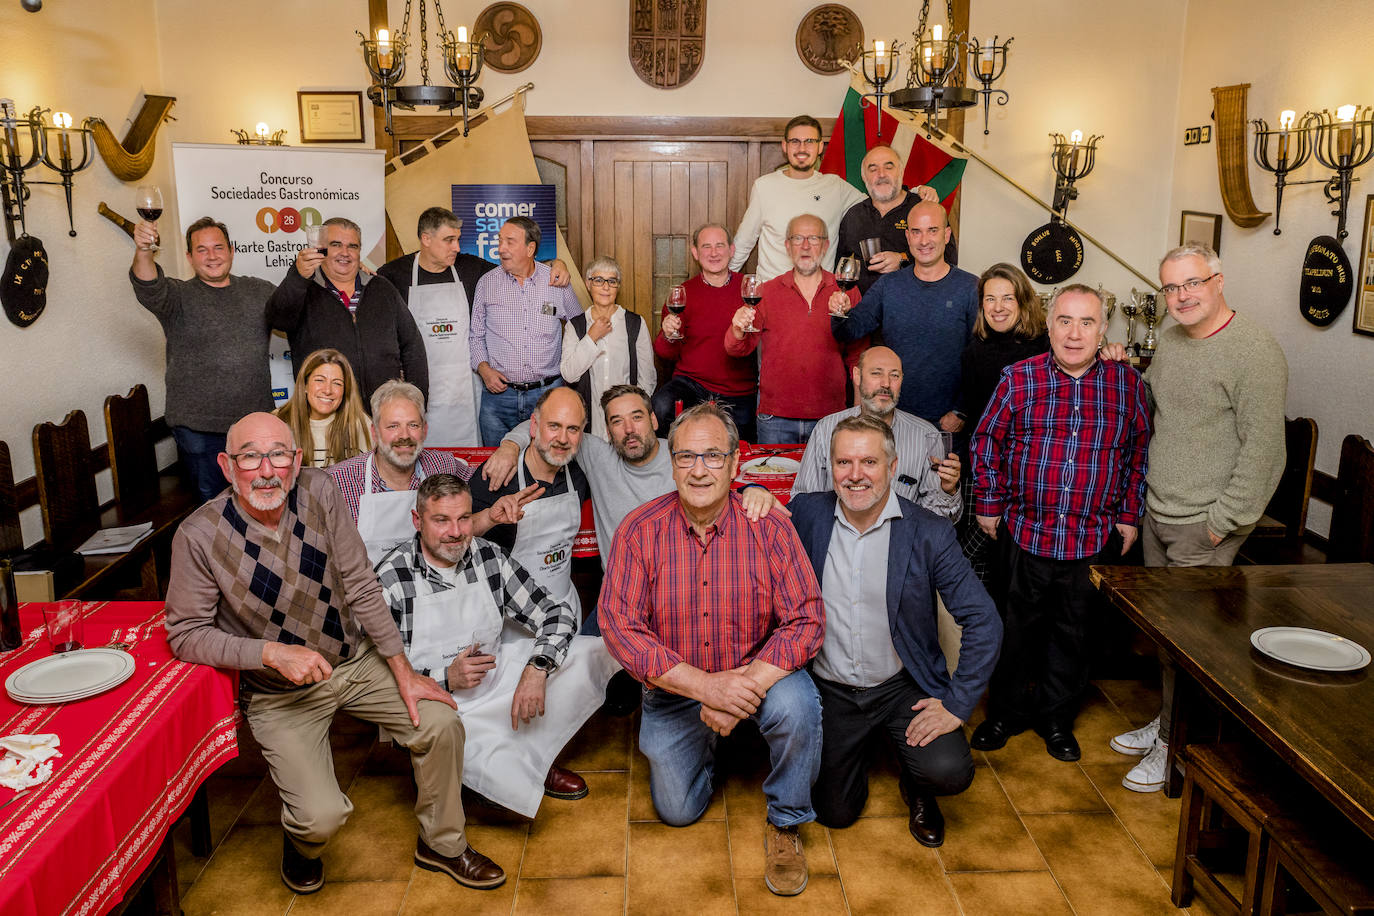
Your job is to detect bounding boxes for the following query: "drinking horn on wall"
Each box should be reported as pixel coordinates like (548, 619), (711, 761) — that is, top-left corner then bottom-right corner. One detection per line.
(88, 95), (176, 182)
(1212, 84), (1270, 229)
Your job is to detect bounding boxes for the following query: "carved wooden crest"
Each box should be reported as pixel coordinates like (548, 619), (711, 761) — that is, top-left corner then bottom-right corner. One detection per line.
(475, 2), (542, 74)
(796, 4), (863, 76)
(629, 0), (706, 90)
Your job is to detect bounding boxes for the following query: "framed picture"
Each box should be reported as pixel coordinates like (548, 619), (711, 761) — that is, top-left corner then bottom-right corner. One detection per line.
(297, 91), (365, 144)
(1353, 194), (1374, 337)
(1179, 210), (1222, 253)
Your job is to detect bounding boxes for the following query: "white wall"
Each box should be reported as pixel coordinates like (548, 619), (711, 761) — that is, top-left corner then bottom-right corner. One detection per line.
(1169, 0), (1374, 534)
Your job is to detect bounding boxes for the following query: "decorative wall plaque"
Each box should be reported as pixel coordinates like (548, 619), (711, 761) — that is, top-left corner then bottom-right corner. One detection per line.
(629, 0), (706, 89)
(1020, 221), (1084, 284)
(475, 2), (542, 74)
(1298, 235), (1353, 327)
(795, 4), (863, 76)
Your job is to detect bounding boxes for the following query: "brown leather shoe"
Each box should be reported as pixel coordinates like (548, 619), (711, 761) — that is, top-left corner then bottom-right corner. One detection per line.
(544, 765), (589, 800)
(763, 821), (808, 896)
(414, 837), (505, 889)
(280, 832), (323, 894)
(908, 794), (946, 848)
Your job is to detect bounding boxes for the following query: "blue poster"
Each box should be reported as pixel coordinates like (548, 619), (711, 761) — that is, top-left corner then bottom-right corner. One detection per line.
(451, 184), (557, 264)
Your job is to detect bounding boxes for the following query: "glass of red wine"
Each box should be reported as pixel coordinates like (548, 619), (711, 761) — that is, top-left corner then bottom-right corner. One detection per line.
(741, 273), (762, 333)
(665, 284), (686, 340)
(135, 185), (163, 252)
(833, 256), (859, 319)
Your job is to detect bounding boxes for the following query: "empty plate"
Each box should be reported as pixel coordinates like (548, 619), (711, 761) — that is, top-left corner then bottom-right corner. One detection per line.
(5, 649), (135, 703)
(1250, 626), (1371, 672)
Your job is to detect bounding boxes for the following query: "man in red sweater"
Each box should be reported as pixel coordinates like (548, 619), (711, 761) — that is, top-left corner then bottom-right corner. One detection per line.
(652, 223), (759, 441)
(725, 214), (863, 444)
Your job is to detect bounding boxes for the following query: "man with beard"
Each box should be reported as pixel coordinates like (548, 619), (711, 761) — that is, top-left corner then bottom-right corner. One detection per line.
(789, 416), (1000, 847)
(165, 412), (506, 893)
(834, 146), (952, 295)
(726, 213), (864, 444)
(791, 346), (961, 520)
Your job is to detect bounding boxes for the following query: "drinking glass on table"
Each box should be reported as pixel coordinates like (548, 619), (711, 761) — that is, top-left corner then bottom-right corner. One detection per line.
(740, 273), (762, 333)
(135, 185), (163, 252)
(43, 600), (84, 653)
(665, 284), (687, 340)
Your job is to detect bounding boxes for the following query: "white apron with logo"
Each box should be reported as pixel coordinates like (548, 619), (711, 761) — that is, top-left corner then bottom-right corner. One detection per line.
(356, 454), (425, 567)
(408, 260), (480, 447)
(509, 449), (583, 627)
(406, 559), (620, 817)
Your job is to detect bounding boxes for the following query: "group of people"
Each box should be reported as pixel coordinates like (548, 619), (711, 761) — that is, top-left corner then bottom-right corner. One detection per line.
(129, 110), (1289, 900)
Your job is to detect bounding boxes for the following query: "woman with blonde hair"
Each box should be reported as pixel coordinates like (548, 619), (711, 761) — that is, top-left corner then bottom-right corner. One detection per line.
(277, 348), (373, 468)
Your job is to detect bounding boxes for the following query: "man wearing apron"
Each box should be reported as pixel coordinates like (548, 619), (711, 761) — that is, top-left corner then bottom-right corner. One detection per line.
(377, 473), (619, 815)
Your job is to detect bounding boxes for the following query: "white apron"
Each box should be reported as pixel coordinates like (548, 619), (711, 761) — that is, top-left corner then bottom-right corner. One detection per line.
(408, 260), (480, 447)
(406, 562), (620, 817)
(357, 454), (425, 567)
(510, 450), (583, 627)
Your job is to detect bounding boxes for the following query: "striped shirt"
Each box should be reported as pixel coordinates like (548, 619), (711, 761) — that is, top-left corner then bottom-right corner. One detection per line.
(375, 533), (576, 691)
(598, 491), (825, 682)
(326, 449), (472, 523)
(790, 406), (962, 521)
(469, 261), (582, 383)
(970, 353), (1152, 561)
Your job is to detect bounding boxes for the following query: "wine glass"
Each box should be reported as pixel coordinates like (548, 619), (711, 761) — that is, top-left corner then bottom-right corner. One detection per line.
(741, 274), (762, 333)
(835, 257), (860, 306)
(665, 285), (686, 340)
(135, 185), (164, 252)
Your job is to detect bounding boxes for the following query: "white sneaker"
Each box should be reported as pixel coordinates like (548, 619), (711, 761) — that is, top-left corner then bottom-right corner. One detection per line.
(1110, 715), (1160, 756)
(1122, 739), (1168, 793)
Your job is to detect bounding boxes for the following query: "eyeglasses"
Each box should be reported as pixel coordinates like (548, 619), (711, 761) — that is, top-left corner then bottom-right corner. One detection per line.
(785, 137), (820, 148)
(229, 449), (297, 471)
(1160, 273), (1219, 298)
(786, 234), (826, 246)
(671, 449), (734, 470)
(587, 276), (621, 287)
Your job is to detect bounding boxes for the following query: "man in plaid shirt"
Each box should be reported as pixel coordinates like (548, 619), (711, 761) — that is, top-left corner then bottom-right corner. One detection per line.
(968, 285), (1151, 764)
(376, 473), (618, 817)
(598, 402), (825, 898)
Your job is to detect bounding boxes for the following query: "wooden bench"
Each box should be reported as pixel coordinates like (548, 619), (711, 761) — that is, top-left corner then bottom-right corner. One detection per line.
(1260, 811), (1374, 915)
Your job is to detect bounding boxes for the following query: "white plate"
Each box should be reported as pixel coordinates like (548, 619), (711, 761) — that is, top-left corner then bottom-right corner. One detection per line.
(741, 456), (800, 476)
(5, 649), (136, 703)
(1250, 626), (1371, 672)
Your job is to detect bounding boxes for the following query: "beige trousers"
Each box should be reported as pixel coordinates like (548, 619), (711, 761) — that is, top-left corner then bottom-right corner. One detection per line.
(246, 642), (467, 858)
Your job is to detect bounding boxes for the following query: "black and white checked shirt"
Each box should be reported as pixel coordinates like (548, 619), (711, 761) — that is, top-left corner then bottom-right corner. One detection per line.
(375, 534), (577, 690)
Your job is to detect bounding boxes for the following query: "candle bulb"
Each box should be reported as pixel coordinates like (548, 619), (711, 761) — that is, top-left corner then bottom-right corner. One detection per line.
(54, 111), (72, 167)
(1337, 104), (1356, 160)
(1277, 109), (1295, 163)
(376, 28), (393, 70)
(456, 25), (472, 71)
(931, 24), (944, 71)
(979, 39), (995, 75)
(873, 40), (888, 80)
(255, 122), (269, 140)
(1068, 130), (1082, 173)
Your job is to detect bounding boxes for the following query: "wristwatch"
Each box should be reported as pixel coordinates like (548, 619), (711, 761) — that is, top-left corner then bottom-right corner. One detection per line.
(527, 655), (556, 673)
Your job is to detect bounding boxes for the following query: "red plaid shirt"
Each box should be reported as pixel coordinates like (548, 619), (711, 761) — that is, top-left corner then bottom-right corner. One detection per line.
(971, 353), (1152, 561)
(598, 491), (824, 683)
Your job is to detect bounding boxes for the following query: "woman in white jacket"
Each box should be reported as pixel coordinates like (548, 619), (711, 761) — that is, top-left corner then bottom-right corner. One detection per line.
(560, 255), (655, 438)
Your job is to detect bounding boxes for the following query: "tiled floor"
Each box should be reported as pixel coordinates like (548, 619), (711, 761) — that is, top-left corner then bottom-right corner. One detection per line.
(174, 680), (1222, 915)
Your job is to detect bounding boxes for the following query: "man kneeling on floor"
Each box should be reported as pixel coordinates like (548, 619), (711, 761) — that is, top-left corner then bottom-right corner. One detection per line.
(377, 473), (619, 817)
(790, 415), (1002, 846)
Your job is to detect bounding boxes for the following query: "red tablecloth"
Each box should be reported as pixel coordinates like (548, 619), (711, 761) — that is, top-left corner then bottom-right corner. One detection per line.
(0, 602), (239, 916)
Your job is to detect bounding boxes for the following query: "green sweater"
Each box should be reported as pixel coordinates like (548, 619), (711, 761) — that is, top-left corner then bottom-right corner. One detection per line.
(1144, 311), (1288, 536)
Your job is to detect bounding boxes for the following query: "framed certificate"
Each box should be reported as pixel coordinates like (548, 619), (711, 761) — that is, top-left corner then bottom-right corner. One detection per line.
(297, 91), (366, 144)
(1353, 194), (1374, 337)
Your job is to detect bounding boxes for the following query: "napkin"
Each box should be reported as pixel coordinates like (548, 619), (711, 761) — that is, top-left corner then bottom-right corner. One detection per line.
(0, 733), (61, 790)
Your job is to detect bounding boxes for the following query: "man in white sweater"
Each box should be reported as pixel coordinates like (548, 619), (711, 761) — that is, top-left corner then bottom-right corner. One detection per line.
(730, 115), (865, 281)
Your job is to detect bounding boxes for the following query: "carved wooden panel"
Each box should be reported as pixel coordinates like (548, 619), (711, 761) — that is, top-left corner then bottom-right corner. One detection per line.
(629, 0), (706, 89)
(796, 4), (863, 75)
(475, 2), (542, 74)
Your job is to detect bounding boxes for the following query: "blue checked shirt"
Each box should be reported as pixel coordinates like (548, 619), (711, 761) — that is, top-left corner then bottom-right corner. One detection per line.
(468, 261), (582, 382)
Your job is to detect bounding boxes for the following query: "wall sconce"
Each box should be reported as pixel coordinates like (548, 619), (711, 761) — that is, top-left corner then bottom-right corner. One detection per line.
(1308, 104), (1374, 240)
(1251, 109), (1314, 236)
(859, 39), (898, 138)
(1, 99), (96, 242)
(231, 122), (287, 145)
(1049, 130), (1101, 220)
(440, 25), (486, 137)
(968, 35), (1013, 136)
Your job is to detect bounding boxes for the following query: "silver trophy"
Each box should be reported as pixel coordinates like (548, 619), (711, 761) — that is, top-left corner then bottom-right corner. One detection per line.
(1140, 293), (1162, 357)
(1095, 284), (1118, 326)
(1123, 289), (1145, 355)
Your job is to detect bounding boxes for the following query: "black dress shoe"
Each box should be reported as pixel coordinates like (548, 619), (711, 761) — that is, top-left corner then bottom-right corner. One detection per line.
(415, 837), (506, 889)
(1039, 726), (1081, 762)
(970, 718), (1023, 751)
(280, 832), (324, 894)
(908, 794), (945, 848)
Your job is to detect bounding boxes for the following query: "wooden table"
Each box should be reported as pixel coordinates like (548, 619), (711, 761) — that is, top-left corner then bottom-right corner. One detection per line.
(1090, 563), (1374, 839)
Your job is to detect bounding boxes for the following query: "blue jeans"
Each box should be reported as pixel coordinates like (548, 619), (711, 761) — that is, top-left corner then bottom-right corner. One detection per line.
(172, 426), (228, 502)
(754, 415), (819, 446)
(477, 379), (562, 447)
(650, 376), (757, 444)
(638, 668), (822, 828)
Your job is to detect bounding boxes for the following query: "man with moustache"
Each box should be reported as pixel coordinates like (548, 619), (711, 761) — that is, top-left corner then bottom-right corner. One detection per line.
(791, 346), (961, 519)
(830, 200), (979, 434)
(730, 115), (865, 281)
(725, 213), (864, 444)
(652, 223), (758, 440)
(969, 286), (1151, 762)
(469, 216), (582, 446)
(834, 146), (952, 295)
(165, 412), (505, 893)
(789, 416), (1000, 847)
(599, 402), (825, 897)
(268, 217), (428, 403)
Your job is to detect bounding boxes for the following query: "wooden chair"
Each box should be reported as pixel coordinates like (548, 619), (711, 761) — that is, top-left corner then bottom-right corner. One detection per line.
(1241, 418), (1322, 565)
(1327, 434), (1374, 564)
(32, 410), (102, 555)
(1260, 812), (1374, 915)
(104, 385), (161, 513)
(0, 441), (23, 556)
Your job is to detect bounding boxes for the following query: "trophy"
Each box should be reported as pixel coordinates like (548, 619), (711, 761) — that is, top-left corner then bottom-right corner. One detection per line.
(1123, 289), (1145, 355)
(1095, 284), (1117, 326)
(1140, 293), (1163, 357)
